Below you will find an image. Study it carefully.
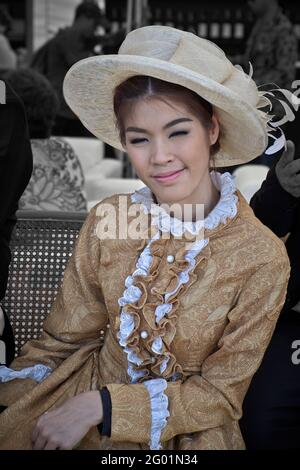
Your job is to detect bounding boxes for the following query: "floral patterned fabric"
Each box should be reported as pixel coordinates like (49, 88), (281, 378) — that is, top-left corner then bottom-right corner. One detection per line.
(19, 137), (87, 212)
(0, 182), (290, 449)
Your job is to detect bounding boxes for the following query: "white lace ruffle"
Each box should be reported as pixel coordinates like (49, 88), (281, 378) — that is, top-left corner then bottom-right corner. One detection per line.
(0, 364), (51, 383)
(143, 378), (169, 450)
(151, 336), (163, 354)
(117, 234), (160, 383)
(154, 303), (172, 323)
(159, 356), (169, 374)
(205, 172), (238, 229)
(164, 237), (209, 302)
(131, 171), (238, 236)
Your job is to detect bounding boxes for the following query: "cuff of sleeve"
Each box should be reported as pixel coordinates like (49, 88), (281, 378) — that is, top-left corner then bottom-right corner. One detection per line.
(106, 383), (151, 444)
(97, 387), (112, 437)
(143, 378), (169, 450)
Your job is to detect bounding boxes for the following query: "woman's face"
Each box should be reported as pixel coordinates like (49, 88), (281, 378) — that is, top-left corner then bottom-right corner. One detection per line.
(123, 97), (219, 207)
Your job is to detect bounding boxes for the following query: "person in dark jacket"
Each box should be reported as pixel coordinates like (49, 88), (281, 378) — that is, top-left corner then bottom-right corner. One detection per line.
(240, 140), (300, 449)
(0, 79), (33, 365)
(35, 1), (108, 137)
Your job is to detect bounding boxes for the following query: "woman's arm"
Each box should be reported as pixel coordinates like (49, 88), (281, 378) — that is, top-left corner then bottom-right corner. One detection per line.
(0, 206), (108, 405)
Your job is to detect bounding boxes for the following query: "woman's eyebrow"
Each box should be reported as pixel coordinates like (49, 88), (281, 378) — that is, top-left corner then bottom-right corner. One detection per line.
(125, 118), (193, 133)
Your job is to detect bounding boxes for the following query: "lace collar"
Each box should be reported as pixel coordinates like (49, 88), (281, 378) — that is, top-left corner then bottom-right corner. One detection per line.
(131, 171), (238, 236)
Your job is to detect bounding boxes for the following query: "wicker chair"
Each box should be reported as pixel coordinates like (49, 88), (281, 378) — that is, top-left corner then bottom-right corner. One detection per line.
(2, 210), (90, 356)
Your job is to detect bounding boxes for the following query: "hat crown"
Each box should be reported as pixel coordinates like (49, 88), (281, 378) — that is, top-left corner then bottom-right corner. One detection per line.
(119, 25), (233, 84)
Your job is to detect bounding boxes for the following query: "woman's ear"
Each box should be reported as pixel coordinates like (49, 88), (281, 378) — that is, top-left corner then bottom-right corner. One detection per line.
(209, 114), (220, 145)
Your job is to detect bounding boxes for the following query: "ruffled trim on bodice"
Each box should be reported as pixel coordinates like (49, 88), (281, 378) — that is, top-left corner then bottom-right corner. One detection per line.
(118, 171), (238, 383)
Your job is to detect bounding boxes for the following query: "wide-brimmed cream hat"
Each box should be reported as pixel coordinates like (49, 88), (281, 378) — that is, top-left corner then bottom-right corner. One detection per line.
(63, 25), (272, 167)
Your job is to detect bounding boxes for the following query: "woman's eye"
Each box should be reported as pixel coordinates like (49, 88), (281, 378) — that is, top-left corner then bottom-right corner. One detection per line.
(169, 130), (189, 138)
(130, 138), (148, 144)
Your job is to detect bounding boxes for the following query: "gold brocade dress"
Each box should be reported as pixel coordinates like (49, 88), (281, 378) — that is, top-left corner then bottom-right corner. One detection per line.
(0, 172), (290, 450)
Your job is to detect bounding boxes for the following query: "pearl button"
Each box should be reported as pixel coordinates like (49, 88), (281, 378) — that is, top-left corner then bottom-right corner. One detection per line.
(167, 254), (174, 263)
(140, 330), (148, 339)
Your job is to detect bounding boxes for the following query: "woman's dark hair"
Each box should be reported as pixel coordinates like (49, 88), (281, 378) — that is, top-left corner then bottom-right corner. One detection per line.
(113, 75), (221, 160)
(5, 68), (59, 139)
(0, 6), (12, 33)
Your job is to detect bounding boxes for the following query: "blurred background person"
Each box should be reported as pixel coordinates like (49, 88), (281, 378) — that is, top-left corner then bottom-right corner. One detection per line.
(228, 0), (298, 169)
(244, 0), (297, 90)
(5, 68), (87, 212)
(0, 6), (17, 73)
(31, 1), (109, 138)
(231, 0), (297, 89)
(0, 79), (33, 366)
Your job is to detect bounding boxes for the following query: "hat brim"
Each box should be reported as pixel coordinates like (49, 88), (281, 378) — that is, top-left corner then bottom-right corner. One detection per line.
(63, 54), (268, 167)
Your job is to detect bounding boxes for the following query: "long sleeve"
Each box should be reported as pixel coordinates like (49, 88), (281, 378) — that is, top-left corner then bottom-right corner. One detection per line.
(12, 207), (107, 370)
(0, 207), (108, 405)
(105, 252), (290, 445)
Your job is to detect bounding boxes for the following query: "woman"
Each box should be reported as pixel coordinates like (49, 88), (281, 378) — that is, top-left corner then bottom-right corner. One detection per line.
(4, 69), (87, 212)
(0, 26), (290, 450)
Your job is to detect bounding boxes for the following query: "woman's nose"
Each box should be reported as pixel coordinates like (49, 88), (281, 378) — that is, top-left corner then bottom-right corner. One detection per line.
(150, 140), (173, 164)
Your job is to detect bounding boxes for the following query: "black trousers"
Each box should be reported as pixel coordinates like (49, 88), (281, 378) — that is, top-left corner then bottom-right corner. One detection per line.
(240, 308), (300, 449)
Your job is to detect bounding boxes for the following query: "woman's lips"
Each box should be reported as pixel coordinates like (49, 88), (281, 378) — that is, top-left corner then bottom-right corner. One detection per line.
(152, 168), (185, 183)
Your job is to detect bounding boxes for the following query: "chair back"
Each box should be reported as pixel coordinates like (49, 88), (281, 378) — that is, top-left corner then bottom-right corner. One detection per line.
(86, 177), (145, 210)
(61, 137), (104, 174)
(2, 211), (87, 356)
